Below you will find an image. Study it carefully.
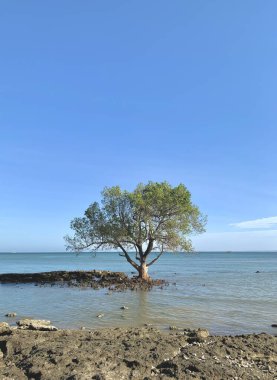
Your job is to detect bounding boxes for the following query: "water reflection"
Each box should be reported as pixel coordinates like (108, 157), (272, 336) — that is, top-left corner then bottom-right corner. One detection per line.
(136, 290), (150, 323)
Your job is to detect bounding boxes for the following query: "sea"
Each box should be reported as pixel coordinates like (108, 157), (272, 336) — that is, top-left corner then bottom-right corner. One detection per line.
(0, 251), (276, 335)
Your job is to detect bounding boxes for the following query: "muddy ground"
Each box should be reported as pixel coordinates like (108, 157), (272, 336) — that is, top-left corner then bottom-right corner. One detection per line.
(0, 326), (276, 380)
(0, 270), (166, 291)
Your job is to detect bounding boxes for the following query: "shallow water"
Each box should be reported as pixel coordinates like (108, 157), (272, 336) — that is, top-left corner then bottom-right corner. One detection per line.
(0, 251), (276, 335)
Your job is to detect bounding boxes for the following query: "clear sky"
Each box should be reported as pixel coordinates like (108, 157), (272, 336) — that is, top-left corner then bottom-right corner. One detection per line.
(1, 1), (277, 252)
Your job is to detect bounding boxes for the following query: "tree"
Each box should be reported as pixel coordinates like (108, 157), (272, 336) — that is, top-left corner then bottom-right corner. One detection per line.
(65, 181), (206, 281)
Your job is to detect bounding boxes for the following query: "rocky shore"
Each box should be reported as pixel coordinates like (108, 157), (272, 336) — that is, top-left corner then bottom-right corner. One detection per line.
(0, 321), (276, 379)
(0, 270), (166, 291)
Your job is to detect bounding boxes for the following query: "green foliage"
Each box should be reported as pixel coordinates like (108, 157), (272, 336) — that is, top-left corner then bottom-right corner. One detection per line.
(65, 181), (206, 272)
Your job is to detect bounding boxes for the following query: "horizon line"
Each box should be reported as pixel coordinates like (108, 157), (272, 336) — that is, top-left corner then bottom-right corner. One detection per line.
(1, 250), (277, 254)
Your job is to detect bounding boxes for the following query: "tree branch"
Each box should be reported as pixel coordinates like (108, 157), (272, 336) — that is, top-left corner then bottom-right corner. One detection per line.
(137, 244), (143, 260)
(147, 245), (164, 267)
(117, 241), (140, 271)
(143, 238), (154, 258)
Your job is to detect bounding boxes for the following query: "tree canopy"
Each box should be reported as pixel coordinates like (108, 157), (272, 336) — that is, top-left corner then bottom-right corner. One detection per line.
(65, 181), (206, 280)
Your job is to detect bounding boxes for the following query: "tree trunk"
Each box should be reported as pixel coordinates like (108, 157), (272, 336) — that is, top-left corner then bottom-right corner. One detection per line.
(138, 262), (150, 281)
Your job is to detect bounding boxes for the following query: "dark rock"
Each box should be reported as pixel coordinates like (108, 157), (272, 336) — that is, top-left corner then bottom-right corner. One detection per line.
(169, 326), (178, 330)
(186, 364), (201, 373)
(5, 312), (17, 317)
(0, 270), (168, 291)
(123, 359), (141, 368)
(157, 360), (178, 377)
(187, 328), (209, 343)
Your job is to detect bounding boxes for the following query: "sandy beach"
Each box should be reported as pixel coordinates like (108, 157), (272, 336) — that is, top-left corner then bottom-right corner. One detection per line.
(0, 323), (276, 379)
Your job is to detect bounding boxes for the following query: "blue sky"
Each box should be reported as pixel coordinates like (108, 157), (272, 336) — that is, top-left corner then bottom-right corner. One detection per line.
(1, 1), (277, 251)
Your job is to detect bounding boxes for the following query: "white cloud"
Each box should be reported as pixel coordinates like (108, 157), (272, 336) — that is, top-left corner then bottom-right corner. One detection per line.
(230, 216), (277, 230)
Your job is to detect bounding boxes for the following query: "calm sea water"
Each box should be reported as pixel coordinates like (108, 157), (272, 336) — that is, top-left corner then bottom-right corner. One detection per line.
(0, 251), (276, 335)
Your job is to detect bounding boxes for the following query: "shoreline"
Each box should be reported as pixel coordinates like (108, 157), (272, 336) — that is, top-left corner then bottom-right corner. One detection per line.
(0, 322), (276, 379)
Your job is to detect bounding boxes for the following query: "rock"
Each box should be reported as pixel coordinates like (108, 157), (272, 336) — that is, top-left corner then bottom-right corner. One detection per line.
(187, 328), (210, 343)
(169, 326), (178, 330)
(256, 271), (261, 273)
(0, 322), (11, 334)
(16, 319), (58, 331)
(271, 324), (277, 328)
(196, 328), (209, 340)
(0, 270), (168, 292)
(0, 322), (9, 328)
(120, 306), (129, 310)
(5, 312), (17, 317)
(80, 326), (86, 330)
(97, 314), (104, 318)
